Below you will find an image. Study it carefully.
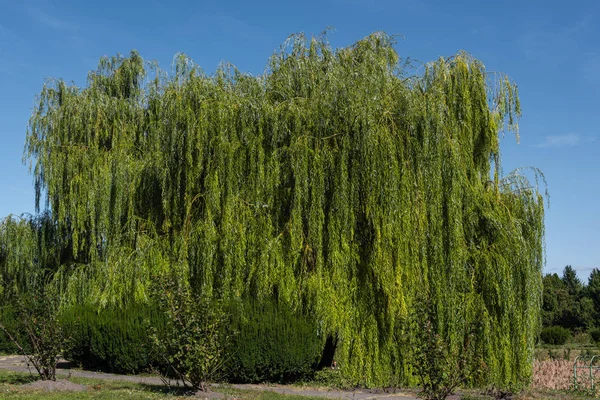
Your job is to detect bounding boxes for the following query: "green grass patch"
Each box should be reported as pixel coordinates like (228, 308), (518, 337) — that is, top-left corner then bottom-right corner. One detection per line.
(4, 368), (599, 400)
(0, 369), (328, 399)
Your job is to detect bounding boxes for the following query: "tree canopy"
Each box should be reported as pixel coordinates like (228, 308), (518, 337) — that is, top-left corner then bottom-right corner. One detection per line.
(542, 267), (600, 331)
(2, 32), (546, 387)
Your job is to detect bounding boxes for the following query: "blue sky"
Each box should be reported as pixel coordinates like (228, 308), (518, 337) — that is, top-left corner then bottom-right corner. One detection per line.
(0, 0), (598, 280)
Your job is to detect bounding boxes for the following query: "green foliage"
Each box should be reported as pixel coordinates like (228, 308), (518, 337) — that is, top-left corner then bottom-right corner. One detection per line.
(587, 269), (600, 323)
(0, 214), (66, 304)
(226, 299), (323, 383)
(588, 328), (600, 343)
(563, 266), (582, 297)
(541, 267), (600, 332)
(409, 294), (473, 400)
(12, 32), (546, 387)
(542, 273), (566, 327)
(60, 304), (163, 374)
(313, 368), (352, 389)
(571, 331), (592, 345)
(0, 306), (25, 354)
(0, 287), (65, 381)
(540, 326), (571, 345)
(150, 274), (227, 391)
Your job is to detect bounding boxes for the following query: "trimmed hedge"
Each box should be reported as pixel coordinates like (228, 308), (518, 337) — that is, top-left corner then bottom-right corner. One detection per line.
(540, 326), (571, 345)
(60, 304), (165, 374)
(226, 300), (324, 383)
(60, 300), (324, 381)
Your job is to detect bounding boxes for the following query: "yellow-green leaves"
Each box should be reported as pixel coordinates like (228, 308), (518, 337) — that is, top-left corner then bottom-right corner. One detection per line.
(17, 33), (544, 388)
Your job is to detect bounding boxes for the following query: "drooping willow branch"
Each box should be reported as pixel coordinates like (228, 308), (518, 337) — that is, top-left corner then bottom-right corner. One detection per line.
(10, 32), (546, 388)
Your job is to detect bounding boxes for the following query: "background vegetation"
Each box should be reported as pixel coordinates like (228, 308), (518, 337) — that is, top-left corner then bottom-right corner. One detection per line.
(541, 266), (600, 333)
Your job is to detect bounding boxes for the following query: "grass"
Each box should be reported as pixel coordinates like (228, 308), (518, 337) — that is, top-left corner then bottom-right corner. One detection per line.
(0, 370), (328, 399)
(534, 341), (600, 364)
(1, 368), (599, 399)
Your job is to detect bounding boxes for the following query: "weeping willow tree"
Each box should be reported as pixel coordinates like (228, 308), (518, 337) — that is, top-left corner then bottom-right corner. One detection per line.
(14, 32), (545, 387)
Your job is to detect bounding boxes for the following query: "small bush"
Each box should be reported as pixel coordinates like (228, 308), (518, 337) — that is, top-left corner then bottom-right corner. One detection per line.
(589, 328), (600, 343)
(540, 326), (570, 345)
(61, 304), (164, 374)
(313, 368), (352, 389)
(149, 275), (228, 391)
(0, 287), (65, 381)
(572, 332), (592, 345)
(409, 294), (473, 400)
(225, 299), (323, 383)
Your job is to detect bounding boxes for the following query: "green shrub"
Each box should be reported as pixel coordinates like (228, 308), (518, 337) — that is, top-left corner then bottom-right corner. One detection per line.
(149, 276), (227, 391)
(409, 295), (473, 400)
(0, 306), (25, 354)
(540, 326), (571, 345)
(313, 368), (352, 389)
(589, 328), (600, 343)
(60, 304), (164, 374)
(0, 287), (66, 381)
(61, 296), (324, 383)
(225, 299), (324, 383)
(572, 332), (592, 345)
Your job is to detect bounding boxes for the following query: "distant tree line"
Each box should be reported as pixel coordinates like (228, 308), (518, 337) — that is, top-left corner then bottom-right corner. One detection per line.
(542, 265), (600, 332)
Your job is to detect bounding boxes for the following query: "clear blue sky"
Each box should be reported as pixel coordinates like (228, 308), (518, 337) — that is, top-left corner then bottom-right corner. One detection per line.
(0, 0), (598, 280)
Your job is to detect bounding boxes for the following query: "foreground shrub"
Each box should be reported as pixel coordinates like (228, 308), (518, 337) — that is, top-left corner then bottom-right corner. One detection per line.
(150, 275), (227, 391)
(0, 287), (65, 381)
(61, 304), (163, 374)
(226, 299), (323, 383)
(409, 295), (473, 400)
(540, 326), (570, 345)
(313, 368), (352, 389)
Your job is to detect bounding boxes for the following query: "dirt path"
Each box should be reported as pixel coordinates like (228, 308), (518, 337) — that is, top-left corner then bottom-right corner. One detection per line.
(0, 355), (164, 385)
(0, 355), (424, 399)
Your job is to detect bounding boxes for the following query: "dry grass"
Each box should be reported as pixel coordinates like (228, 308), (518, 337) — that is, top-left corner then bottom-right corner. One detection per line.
(532, 358), (600, 392)
(532, 359), (573, 390)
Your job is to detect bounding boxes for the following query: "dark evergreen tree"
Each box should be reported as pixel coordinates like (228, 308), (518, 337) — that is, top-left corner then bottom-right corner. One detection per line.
(587, 268), (600, 326)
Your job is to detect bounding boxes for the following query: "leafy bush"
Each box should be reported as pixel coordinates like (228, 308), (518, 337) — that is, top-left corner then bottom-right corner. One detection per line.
(572, 331), (592, 345)
(0, 287), (65, 380)
(313, 368), (352, 389)
(409, 295), (473, 400)
(588, 328), (600, 344)
(225, 299), (323, 383)
(540, 326), (571, 345)
(61, 304), (163, 374)
(149, 275), (227, 391)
